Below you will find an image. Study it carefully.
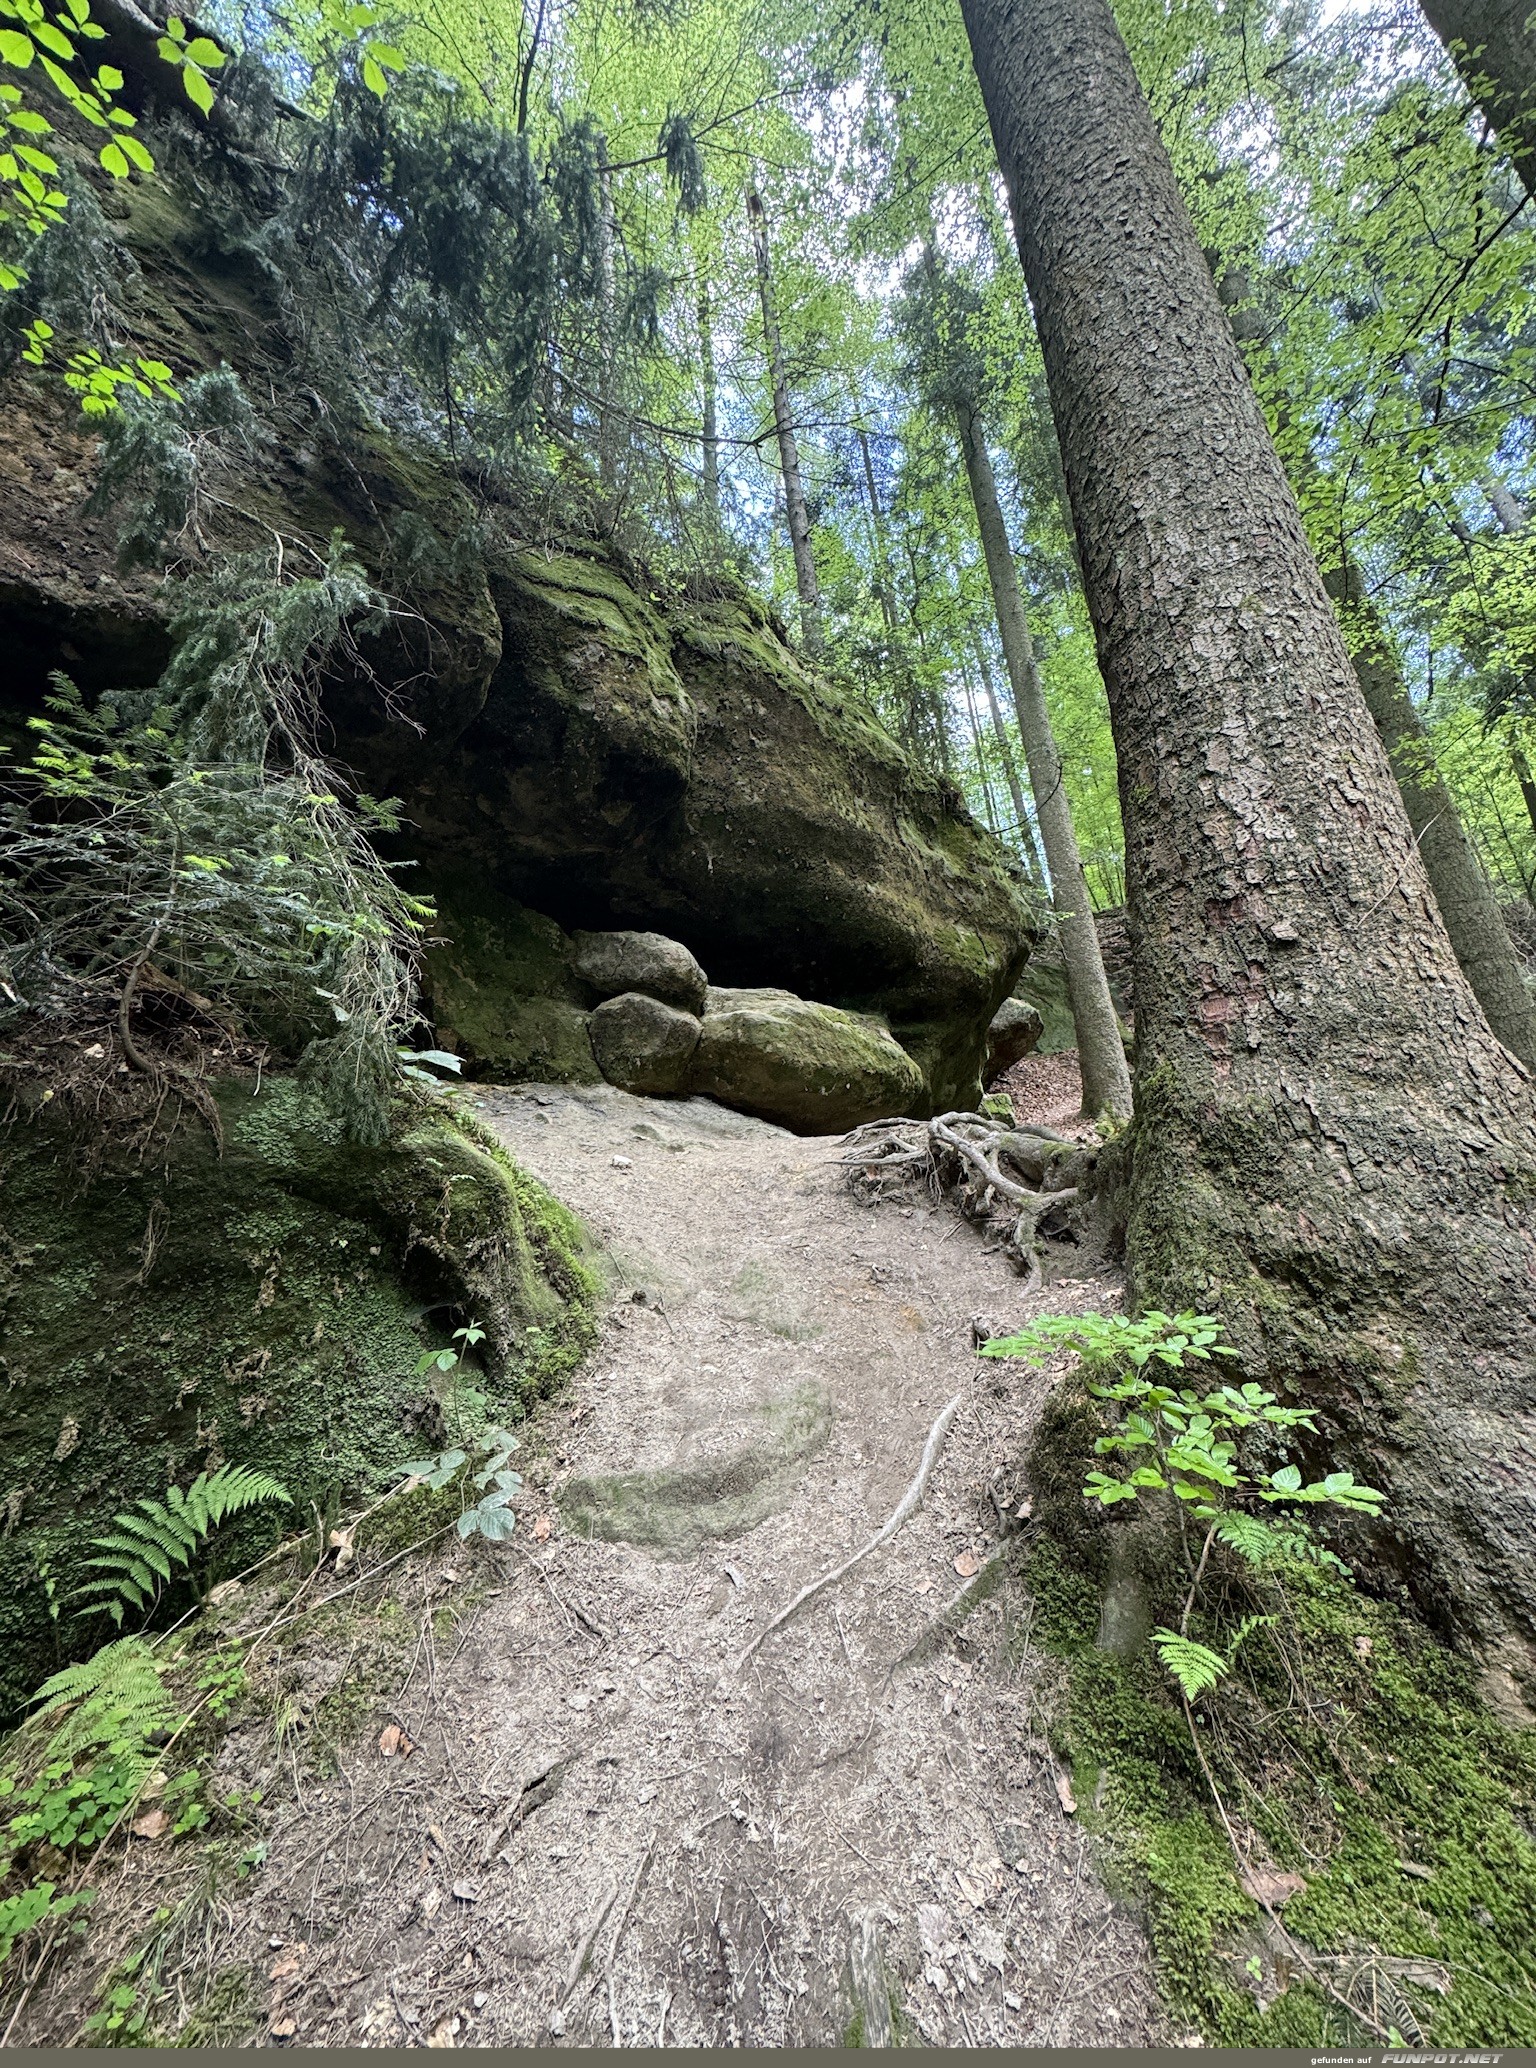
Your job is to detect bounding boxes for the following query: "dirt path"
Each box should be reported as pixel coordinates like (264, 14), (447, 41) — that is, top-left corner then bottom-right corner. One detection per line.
(232, 1082), (1160, 2047)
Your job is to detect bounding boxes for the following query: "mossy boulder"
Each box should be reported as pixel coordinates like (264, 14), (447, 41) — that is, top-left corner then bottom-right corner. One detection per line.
(0, 1078), (597, 1718)
(572, 929), (709, 1015)
(0, 149), (1036, 1116)
(985, 996), (1045, 1082)
(422, 884), (598, 1084)
(689, 986), (925, 1134)
(587, 991), (702, 1096)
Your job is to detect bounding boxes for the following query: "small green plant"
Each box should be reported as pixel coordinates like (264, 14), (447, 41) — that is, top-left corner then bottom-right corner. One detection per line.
(980, 1310), (1385, 1702)
(73, 1465), (291, 1626)
(397, 1423), (523, 1543)
(397, 1045), (463, 1087)
(415, 1319), (484, 1380)
(0, 1880), (92, 1968)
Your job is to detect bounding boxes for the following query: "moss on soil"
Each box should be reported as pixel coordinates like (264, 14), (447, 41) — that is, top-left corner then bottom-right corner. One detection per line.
(558, 1382), (832, 1555)
(0, 1077), (597, 1717)
(1020, 1386), (1536, 2046)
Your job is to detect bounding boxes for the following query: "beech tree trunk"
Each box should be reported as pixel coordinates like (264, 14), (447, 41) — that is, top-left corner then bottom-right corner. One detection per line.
(956, 400), (1132, 1118)
(747, 188), (823, 656)
(962, 0), (1536, 1668)
(1326, 565), (1536, 1067)
(1418, 0), (1536, 199)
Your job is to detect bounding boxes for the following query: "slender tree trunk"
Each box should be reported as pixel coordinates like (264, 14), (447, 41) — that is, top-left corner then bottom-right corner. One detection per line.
(962, 0), (1536, 1663)
(697, 280), (721, 528)
(857, 427), (900, 637)
(1484, 478), (1536, 847)
(956, 399), (1132, 1118)
(747, 188), (822, 656)
(976, 631), (1047, 887)
(1417, 0), (1536, 199)
(596, 137), (618, 494)
(1326, 565), (1536, 1066)
(963, 676), (1003, 833)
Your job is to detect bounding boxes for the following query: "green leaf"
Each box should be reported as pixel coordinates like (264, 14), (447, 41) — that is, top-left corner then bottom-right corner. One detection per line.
(361, 52), (385, 96)
(182, 34), (222, 64)
(97, 136), (127, 175)
(0, 26), (34, 61)
(118, 133), (151, 171)
(1270, 1465), (1302, 1494)
(181, 63), (213, 114)
(30, 17), (72, 57)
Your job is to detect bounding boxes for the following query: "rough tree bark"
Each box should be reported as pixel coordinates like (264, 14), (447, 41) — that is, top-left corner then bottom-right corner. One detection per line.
(1417, 0), (1536, 199)
(1326, 564), (1536, 1067)
(747, 188), (823, 656)
(956, 400), (1133, 1119)
(962, 0), (1536, 1675)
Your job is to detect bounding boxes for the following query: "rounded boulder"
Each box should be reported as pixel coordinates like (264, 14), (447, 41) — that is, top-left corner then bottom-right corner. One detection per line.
(588, 991), (703, 1096)
(691, 988), (925, 1134)
(572, 930), (709, 1016)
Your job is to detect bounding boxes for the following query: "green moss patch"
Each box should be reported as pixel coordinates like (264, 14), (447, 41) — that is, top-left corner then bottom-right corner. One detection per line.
(558, 1383), (832, 1555)
(1026, 1444), (1536, 2044)
(0, 1078), (597, 1717)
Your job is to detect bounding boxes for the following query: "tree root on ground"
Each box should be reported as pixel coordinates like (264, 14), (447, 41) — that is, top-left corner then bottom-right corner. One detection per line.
(838, 1110), (1089, 1288)
(736, 1393), (963, 1666)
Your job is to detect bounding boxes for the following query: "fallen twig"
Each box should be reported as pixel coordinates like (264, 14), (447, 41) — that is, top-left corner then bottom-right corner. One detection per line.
(738, 1394), (963, 1665)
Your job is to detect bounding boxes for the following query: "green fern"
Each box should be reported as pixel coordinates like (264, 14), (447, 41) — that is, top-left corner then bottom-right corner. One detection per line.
(1151, 1628), (1229, 1701)
(26, 1638), (177, 1757)
(73, 1466), (291, 1625)
(1216, 1511), (1347, 1574)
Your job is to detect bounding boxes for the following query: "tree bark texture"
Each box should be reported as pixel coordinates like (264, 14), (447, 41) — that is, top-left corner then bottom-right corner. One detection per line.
(1418, 0), (1536, 200)
(1327, 564), (1536, 1067)
(747, 189), (823, 656)
(962, 0), (1536, 1670)
(956, 402), (1133, 1118)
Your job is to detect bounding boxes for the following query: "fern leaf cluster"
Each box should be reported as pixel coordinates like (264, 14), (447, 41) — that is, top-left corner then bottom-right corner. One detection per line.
(25, 1638), (177, 1759)
(74, 1466), (290, 1624)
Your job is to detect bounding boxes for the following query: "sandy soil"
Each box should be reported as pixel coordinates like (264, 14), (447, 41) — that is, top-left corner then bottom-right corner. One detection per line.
(189, 1082), (1161, 2047)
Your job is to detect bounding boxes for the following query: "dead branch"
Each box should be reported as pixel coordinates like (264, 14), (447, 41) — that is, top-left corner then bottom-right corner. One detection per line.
(737, 1393), (963, 1665)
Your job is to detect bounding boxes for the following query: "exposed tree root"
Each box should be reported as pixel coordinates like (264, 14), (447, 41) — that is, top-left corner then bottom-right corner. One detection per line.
(737, 1393), (963, 1665)
(838, 1109), (1088, 1284)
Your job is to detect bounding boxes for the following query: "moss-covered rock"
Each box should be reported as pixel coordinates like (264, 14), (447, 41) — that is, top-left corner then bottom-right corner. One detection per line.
(0, 1078), (597, 1718)
(0, 150), (1036, 1114)
(422, 884), (598, 1084)
(588, 991), (702, 1096)
(689, 986), (925, 1134)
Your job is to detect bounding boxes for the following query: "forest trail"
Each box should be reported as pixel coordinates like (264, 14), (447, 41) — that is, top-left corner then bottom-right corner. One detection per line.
(231, 1082), (1160, 2047)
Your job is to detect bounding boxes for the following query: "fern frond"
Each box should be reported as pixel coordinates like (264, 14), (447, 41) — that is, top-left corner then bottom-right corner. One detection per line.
(72, 1465), (291, 1621)
(1151, 1628), (1229, 1701)
(27, 1638), (178, 1753)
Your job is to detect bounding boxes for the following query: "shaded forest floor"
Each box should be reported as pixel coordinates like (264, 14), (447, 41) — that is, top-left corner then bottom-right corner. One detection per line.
(16, 1073), (1166, 2047)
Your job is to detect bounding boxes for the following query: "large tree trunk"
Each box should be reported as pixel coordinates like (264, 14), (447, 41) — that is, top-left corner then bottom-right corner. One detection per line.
(956, 401), (1132, 1118)
(1326, 565), (1536, 1067)
(961, 0), (1536, 1669)
(1417, 0), (1536, 200)
(747, 188), (823, 656)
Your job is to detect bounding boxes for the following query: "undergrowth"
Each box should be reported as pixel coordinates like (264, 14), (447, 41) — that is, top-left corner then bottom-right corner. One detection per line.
(994, 1313), (1536, 2046)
